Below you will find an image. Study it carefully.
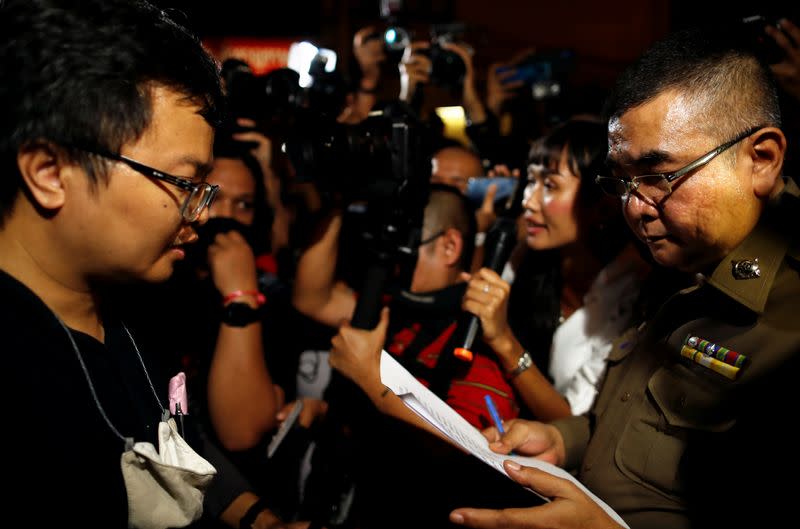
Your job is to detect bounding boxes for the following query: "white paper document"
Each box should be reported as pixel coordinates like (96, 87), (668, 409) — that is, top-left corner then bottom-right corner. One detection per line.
(380, 351), (629, 528)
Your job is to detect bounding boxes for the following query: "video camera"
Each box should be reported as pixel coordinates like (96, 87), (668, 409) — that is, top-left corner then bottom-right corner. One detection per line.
(424, 23), (469, 89)
(220, 44), (349, 141)
(285, 101), (430, 272)
(375, 23), (468, 90)
(221, 43), (432, 287)
(377, 0), (468, 90)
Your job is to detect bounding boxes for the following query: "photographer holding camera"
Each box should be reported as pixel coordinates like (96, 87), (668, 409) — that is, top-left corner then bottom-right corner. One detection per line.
(398, 34), (545, 173)
(337, 26), (388, 124)
(399, 37), (487, 125)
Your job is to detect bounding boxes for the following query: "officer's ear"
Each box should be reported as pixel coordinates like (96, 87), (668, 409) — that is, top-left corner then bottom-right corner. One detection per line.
(441, 227), (463, 267)
(748, 127), (786, 199)
(17, 143), (69, 212)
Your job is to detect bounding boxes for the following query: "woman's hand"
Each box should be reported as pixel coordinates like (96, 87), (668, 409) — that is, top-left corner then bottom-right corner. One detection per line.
(461, 268), (517, 364)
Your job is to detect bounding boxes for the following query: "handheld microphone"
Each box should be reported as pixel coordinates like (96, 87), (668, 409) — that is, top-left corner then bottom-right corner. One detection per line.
(452, 173), (527, 362)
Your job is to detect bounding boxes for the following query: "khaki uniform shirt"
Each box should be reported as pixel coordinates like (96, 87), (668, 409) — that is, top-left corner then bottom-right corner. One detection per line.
(552, 179), (800, 529)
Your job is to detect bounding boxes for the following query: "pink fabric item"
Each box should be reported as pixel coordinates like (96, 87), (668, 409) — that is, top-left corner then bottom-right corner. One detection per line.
(168, 372), (188, 415)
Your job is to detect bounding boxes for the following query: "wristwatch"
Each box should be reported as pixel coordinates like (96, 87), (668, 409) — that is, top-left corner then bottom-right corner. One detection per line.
(507, 350), (533, 380)
(221, 301), (260, 327)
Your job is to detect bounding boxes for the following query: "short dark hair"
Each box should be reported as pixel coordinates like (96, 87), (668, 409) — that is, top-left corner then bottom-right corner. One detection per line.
(212, 136), (272, 254)
(0, 0), (223, 221)
(605, 26), (781, 142)
(422, 184), (477, 271)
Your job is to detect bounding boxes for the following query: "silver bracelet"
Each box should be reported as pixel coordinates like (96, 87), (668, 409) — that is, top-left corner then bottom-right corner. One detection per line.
(507, 350), (533, 380)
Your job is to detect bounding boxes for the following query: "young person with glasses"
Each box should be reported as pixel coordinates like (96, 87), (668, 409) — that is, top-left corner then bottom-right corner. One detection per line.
(0, 1), (304, 527)
(448, 25), (799, 529)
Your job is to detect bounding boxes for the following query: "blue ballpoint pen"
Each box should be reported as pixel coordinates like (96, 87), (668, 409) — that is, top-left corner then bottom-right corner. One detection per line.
(484, 394), (505, 434)
(484, 394), (515, 455)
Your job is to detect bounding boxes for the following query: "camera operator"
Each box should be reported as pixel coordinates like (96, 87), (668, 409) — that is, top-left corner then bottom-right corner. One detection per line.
(292, 185), (531, 527)
(398, 37), (537, 173)
(399, 38), (484, 122)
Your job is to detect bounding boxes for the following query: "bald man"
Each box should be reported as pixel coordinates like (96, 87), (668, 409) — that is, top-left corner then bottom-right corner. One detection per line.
(431, 145), (484, 193)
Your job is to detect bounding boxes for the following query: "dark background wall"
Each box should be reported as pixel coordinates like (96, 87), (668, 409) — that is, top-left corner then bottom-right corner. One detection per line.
(155, 0), (799, 159)
(157, 1), (795, 94)
(160, 0), (670, 88)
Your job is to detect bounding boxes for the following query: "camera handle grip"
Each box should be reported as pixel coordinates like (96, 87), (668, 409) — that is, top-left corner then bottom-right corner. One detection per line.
(305, 256), (395, 529)
(351, 261), (391, 329)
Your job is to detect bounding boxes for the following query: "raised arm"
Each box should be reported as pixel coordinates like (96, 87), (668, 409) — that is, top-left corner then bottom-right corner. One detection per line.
(329, 307), (452, 443)
(205, 230), (278, 451)
(292, 210), (357, 328)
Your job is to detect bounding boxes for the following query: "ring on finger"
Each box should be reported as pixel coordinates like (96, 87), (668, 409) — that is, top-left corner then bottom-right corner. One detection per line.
(482, 283), (491, 294)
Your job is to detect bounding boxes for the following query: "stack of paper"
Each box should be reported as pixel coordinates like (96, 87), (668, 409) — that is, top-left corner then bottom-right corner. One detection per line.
(380, 351), (629, 528)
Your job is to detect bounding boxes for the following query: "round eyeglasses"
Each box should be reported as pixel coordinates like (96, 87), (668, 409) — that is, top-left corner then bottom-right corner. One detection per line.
(595, 126), (762, 204)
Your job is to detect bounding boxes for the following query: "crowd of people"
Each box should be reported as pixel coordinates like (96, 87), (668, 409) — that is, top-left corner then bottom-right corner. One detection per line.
(3, 1), (800, 528)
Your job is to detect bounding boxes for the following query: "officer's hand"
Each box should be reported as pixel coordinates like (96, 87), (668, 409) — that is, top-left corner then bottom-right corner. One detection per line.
(330, 307), (390, 391)
(207, 230), (259, 298)
(482, 419), (566, 466)
(450, 461), (625, 529)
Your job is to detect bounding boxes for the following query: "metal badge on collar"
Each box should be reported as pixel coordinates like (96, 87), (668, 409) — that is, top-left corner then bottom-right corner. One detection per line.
(731, 258), (761, 280)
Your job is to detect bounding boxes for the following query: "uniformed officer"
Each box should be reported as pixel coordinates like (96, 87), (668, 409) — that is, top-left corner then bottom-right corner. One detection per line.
(448, 26), (800, 529)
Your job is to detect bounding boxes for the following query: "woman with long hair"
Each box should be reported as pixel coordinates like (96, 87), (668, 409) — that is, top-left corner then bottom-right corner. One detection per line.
(462, 118), (650, 421)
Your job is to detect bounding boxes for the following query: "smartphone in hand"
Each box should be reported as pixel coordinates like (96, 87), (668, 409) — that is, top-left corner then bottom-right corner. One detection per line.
(465, 176), (517, 206)
(267, 400), (304, 459)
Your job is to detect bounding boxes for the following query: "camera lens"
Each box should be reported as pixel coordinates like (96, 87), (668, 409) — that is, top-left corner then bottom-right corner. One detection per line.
(384, 26), (410, 51)
(429, 43), (465, 88)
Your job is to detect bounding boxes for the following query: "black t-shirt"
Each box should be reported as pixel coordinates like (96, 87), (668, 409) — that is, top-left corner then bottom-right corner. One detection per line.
(1, 269), (251, 527)
(2, 269), (167, 526)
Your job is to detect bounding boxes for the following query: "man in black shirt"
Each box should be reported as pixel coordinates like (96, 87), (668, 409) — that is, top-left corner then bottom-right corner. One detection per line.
(0, 1), (298, 527)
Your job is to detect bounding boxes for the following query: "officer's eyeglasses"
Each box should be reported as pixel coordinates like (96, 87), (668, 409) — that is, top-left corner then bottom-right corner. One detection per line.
(595, 126), (762, 204)
(83, 149), (218, 222)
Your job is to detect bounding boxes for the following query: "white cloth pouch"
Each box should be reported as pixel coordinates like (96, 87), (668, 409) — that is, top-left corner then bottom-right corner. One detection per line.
(120, 418), (217, 529)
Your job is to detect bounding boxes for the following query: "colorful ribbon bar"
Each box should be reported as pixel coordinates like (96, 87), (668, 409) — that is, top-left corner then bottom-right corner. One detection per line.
(680, 345), (740, 380)
(684, 335), (747, 368)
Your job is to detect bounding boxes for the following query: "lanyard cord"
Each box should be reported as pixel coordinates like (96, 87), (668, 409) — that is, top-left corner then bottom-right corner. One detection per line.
(54, 316), (165, 447)
(121, 323), (164, 417)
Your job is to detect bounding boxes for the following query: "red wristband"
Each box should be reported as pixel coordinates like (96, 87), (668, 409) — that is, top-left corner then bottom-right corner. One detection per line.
(223, 289), (266, 306)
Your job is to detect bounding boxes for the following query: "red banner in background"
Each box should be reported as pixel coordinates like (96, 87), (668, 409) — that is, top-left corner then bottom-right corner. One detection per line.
(203, 37), (294, 75)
